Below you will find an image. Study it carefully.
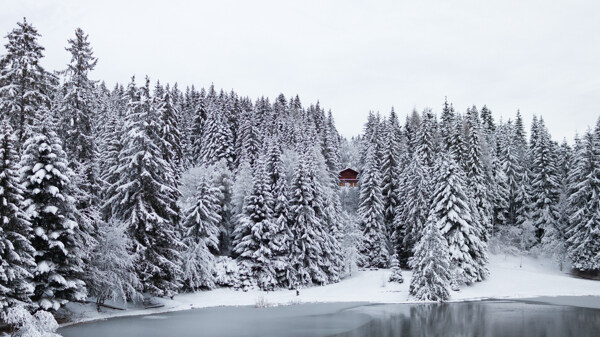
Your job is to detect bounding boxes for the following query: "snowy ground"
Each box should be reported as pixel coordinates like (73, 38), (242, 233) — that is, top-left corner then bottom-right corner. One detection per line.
(63, 254), (600, 326)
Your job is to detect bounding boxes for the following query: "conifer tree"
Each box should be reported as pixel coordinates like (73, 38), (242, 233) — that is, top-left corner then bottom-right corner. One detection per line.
(529, 118), (561, 244)
(56, 28), (101, 250)
(432, 154), (488, 285)
(464, 106), (492, 242)
(396, 154), (430, 267)
(264, 139), (292, 287)
(104, 78), (183, 297)
(0, 18), (55, 149)
(232, 159), (277, 290)
(288, 150), (339, 287)
(181, 174), (220, 290)
(409, 214), (451, 302)
(0, 121), (35, 312)
(566, 123), (600, 271)
(381, 109), (402, 234)
(357, 141), (388, 268)
(388, 254), (403, 283)
(20, 121), (86, 310)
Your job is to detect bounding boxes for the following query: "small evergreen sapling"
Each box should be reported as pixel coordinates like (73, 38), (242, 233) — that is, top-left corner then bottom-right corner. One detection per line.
(388, 254), (403, 283)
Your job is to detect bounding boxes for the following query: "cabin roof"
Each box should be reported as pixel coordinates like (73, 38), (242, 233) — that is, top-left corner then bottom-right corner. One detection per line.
(339, 168), (358, 175)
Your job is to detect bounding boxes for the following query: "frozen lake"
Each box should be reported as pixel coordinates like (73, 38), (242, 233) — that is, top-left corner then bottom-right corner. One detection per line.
(59, 298), (600, 337)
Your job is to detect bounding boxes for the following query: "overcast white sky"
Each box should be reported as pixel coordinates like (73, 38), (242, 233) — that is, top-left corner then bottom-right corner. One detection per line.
(1, 0), (599, 140)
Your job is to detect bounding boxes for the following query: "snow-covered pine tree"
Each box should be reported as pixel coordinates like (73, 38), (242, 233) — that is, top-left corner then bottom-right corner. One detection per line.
(431, 153), (488, 285)
(264, 138), (292, 287)
(0, 18), (55, 149)
(409, 212), (451, 302)
(56, 28), (101, 256)
(440, 98), (456, 152)
(235, 109), (261, 167)
(529, 117), (561, 245)
(231, 159), (254, 217)
(20, 120), (86, 311)
(57, 28), (98, 171)
(515, 168), (537, 251)
(209, 159), (234, 256)
(415, 108), (438, 170)
(104, 78), (183, 297)
(357, 140), (388, 268)
(388, 254), (403, 283)
(232, 158), (277, 290)
(181, 173), (220, 290)
(198, 102), (235, 168)
(288, 149), (339, 287)
(341, 211), (361, 277)
(566, 122), (600, 271)
(396, 154), (431, 267)
(464, 106), (492, 242)
(381, 108), (402, 236)
(0, 121), (35, 312)
(155, 82), (183, 184)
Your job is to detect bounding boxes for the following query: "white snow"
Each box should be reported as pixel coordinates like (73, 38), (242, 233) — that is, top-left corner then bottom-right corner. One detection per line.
(62, 253), (600, 326)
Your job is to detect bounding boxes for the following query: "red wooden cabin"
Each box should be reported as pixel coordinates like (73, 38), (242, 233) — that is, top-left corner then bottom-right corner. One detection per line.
(339, 168), (359, 187)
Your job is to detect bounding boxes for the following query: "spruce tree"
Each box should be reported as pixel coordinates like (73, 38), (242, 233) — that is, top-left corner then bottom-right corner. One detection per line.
(388, 254), (403, 283)
(566, 123), (600, 271)
(529, 118), (561, 244)
(0, 18), (55, 149)
(432, 154), (488, 285)
(409, 214), (452, 302)
(56, 28), (100, 250)
(288, 150), (339, 287)
(181, 174), (220, 290)
(20, 121), (86, 310)
(264, 139), (292, 287)
(396, 154), (431, 267)
(104, 78), (183, 297)
(357, 141), (388, 268)
(0, 121), (35, 312)
(381, 109), (402, 235)
(232, 158), (277, 290)
(464, 106), (492, 242)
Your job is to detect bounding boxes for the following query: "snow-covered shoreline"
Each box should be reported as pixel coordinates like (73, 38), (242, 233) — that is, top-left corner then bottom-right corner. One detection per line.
(61, 254), (600, 327)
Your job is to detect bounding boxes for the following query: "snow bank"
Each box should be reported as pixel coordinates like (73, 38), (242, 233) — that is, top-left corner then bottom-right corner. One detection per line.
(62, 254), (600, 326)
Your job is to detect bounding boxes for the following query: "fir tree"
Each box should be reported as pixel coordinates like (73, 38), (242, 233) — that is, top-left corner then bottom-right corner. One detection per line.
(388, 254), (403, 283)
(381, 109), (402, 235)
(409, 214), (451, 302)
(181, 174), (220, 290)
(0, 121), (35, 312)
(566, 123), (600, 271)
(0, 18), (55, 149)
(288, 150), (339, 287)
(232, 159), (277, 290)
(104, 78), (183, 297)
(432, 154), (488, 285)
(464, 106), (492, 242)
(396, 154), (431, 267)
(529, 118), (561, 244)
(357, 141), (388, 268)
(20, 122), (86, 310)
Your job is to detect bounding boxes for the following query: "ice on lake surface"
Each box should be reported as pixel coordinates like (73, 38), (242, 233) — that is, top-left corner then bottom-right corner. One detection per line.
(59, 299), (600, 337)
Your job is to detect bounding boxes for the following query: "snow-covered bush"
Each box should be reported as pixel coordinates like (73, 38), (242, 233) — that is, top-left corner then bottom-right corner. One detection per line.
(213, 256), (240, 288)
(4, 305), (61, 337)
(254, 294), (271, 308)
